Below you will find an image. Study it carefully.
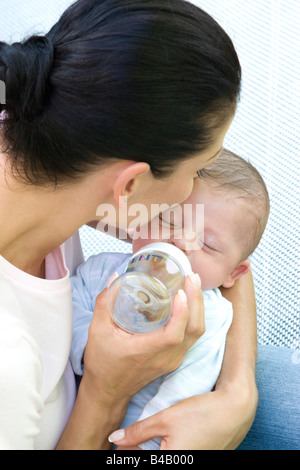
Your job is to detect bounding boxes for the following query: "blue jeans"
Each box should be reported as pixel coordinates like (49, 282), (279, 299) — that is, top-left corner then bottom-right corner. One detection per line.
(238, 345), (300, 450)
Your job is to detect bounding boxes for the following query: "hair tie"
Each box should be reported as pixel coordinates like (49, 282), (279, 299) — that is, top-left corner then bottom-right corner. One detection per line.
(0, 36), (54, 120)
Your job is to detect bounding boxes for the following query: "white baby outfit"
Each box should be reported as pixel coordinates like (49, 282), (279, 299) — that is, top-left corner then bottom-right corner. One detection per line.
(70, 252), (233, 450)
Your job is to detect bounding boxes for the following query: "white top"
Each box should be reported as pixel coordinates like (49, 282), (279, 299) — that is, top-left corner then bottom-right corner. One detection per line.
(0, 238), (79, 450)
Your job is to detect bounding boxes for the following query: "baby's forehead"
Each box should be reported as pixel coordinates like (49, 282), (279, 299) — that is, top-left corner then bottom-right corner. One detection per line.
(197, 187), (257, 240)
(191, 179), (254, 209)
(218, 193), (259, 232)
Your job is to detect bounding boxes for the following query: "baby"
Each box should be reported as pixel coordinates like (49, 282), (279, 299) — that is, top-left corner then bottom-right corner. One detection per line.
(70, 149), (270, 450)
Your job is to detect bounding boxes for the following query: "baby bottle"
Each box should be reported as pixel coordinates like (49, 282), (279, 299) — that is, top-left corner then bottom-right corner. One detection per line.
(106, 242), (192, 333)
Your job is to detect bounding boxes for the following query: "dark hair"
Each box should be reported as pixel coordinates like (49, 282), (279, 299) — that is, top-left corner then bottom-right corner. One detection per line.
(0, 0), (241, 185)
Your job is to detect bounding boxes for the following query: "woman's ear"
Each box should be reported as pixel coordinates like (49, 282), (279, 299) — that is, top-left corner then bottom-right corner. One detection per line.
(222, 259), (251, 288)
(113, 162), (151, 206)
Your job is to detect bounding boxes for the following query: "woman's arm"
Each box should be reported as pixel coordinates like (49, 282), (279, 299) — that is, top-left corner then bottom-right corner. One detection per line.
(110, 271), (258, 450)
(212, 269), (258, 448)
(57, 373), (129, 450)
(218, 269), (258, 401)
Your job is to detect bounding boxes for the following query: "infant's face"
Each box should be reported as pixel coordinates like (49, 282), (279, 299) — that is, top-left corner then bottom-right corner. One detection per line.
(132, 179), (248, 290)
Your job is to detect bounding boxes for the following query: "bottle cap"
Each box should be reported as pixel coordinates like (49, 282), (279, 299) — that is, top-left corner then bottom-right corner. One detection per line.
(133, 242), (192, 276)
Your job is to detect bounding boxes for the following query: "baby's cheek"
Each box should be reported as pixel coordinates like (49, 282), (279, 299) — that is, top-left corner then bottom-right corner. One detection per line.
(190, 259), (214, 291)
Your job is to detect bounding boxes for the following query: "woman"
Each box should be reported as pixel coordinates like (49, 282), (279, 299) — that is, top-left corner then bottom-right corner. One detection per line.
(0, 0), (257, 449)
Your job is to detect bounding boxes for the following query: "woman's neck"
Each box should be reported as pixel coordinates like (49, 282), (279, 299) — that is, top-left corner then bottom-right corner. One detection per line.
(0, 181), (68, 276)
(0, 163), (104, 276)
(0, 154), (133, 276)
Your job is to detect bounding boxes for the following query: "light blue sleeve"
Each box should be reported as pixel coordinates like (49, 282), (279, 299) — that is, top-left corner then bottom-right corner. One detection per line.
(136, 289), (233, 450)
(70, 252), (131, 375)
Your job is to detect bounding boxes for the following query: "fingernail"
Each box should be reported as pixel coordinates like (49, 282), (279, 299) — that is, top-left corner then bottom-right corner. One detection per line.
(108, 429), (125, 443)
(178, 289), (187, 306)
(189, 273), (201, 289)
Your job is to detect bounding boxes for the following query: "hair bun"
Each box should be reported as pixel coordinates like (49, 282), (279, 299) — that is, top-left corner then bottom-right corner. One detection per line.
(0, 35), (54, 120)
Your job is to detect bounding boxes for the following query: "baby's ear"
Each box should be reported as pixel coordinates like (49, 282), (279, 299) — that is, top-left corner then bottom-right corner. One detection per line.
(222, 259), (251, 288)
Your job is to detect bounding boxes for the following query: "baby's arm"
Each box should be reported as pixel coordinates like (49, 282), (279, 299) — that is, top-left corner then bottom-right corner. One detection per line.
(70, 260), (97, 376)
(70, 252), (131, 375)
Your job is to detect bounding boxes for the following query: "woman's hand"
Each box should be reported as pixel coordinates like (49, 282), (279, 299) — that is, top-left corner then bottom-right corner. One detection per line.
(83, 272), (205, 411)
(110, 272), (259, 451)
(110, 379), (258, 450)
(58, 272), (205, 450)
